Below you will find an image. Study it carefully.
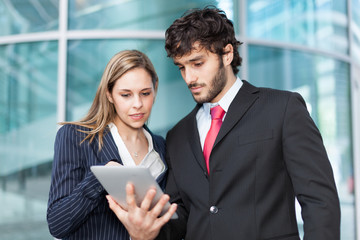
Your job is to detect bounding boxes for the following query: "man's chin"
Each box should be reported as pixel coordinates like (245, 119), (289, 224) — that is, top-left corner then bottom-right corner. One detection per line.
(192, 94), (208, 104)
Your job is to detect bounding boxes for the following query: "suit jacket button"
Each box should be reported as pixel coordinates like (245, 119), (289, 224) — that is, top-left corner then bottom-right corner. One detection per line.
(210, 206), (218, 214)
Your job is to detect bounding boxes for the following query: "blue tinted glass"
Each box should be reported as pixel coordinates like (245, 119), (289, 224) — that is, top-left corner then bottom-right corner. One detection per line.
(352, 0), (360, 62)
(0, 0), (58, 36)
(247, 0), (348, 54)
(68, 0), (227, 30)
(66, 39), (194, 135)
(0, 41), (58, 239)
(248, 45), (353, 239)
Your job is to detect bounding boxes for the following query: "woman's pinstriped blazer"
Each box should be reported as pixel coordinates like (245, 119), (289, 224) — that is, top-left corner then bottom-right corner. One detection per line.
(47, 124), (167, 240)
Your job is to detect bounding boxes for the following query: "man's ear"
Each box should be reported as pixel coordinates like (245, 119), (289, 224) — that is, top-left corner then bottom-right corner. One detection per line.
(223, 44), (234, 66)
(106, 91), (113, 103)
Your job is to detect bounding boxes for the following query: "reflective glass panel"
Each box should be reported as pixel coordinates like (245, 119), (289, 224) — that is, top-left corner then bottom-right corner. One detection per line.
(247, 0), (348, 54)
(248, 45), (354, 240)
(0, 41), (58, 239)
(66, 39), (194, 135)
(352, 0), (360, 62)
(68, 0), (236, 31)
(0, 0), (59, 36)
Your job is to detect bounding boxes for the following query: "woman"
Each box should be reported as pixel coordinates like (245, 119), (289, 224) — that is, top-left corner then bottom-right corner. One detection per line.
(47, 50), (174, 239)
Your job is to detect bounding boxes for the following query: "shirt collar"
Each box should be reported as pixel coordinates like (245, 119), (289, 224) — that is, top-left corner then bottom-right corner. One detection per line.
(108, 123), (153, 153)
(203, 77), (243, 113)
(143, 127), (153, 152)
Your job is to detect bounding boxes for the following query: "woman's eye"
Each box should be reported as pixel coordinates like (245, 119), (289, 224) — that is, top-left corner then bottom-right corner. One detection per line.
(142, 92), (151, 96)
(121, 94), (130, 97)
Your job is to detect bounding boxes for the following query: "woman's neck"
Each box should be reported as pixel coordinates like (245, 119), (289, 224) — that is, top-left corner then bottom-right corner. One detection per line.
(113, 117), (144, 142)
(113, 117), (148, 164)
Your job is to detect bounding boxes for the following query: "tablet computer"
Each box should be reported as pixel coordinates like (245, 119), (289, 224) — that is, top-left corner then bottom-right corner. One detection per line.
(90, 165), (178, 219)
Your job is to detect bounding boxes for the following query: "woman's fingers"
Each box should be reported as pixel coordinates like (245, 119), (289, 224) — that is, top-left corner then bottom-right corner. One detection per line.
(106, 186), (177, 240)
(124, 183), (177, 222)
(140, 186), (157, 210)
(106, 195), (127, 220)
(154, 203), (178, 229)
(105, 161), (121, 166)
(125, 183), (138, 211)
(147, 194), (170, 217)
(151, 195), (178, 222)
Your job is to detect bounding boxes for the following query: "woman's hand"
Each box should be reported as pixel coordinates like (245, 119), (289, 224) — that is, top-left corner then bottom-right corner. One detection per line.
(106, 183), (177, 240)
(105, 161), (121, 166)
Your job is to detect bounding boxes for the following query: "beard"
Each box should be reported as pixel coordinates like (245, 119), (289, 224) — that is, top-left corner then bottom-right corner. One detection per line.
(189, 60), (227, 104)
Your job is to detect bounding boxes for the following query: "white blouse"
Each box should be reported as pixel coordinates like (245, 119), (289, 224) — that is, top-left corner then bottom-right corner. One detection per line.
(108, 123), (165, 179)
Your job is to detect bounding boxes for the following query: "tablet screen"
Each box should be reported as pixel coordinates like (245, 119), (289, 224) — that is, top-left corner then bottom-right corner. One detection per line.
(91, 165), (178, 219)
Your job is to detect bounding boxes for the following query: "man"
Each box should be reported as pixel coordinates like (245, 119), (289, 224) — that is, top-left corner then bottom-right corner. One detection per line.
(158, 6), (340, 240)
(108, 6), (340, 240)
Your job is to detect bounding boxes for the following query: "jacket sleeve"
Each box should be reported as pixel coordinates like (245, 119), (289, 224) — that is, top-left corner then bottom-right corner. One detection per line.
(156, 132), (188, 240)
(46, 125), (106, 239)
(283, 92), (341, 240)
(152, 133), (168, 190)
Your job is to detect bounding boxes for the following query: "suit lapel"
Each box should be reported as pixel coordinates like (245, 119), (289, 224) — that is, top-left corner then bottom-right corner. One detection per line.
(187, 105), (207, 172)
(98, 129), (122, 164)
(184, 81), (259, 172)
(214, 80), (259, 147)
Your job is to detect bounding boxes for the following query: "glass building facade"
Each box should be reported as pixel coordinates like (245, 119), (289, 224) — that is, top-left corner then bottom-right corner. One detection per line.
(0, 0), (359, 239)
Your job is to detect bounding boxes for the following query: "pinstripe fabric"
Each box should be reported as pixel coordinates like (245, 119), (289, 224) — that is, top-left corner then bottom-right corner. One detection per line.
(47, 124), (167, 240)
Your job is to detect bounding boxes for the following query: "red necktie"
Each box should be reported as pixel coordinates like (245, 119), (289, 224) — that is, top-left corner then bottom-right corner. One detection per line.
(203, 105), (225, 174)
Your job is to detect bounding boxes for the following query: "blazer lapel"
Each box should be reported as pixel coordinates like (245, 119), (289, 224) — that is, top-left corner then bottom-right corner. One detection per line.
(184, 81), (259, 173)
(187, 104), (207, 172)
(214, 80), (260, 147)
(98, 129), (122, 164)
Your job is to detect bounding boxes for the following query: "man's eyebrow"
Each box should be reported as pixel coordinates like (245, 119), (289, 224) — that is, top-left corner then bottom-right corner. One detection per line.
(188, 56), (204, 62)
(173, 61), (181, 66)
(173, 55), (205, 65)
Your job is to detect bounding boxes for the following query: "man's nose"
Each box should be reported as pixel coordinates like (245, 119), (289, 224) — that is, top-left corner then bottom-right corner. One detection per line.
(183, 68), (197, 84)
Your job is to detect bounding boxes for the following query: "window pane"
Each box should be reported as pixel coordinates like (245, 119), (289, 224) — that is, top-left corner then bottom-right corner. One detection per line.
(0, 41), (58, 239)
(352, 0), (360, 62)
(68, 0), (218, 30)
(248, 45), (354, 239)
(66, 39), (194, 135)
(247, 0), (348, 54)
(0, 0), (59, 36)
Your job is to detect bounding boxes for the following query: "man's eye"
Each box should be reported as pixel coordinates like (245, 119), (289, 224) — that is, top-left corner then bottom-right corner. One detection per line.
(194, 62), (203, 67)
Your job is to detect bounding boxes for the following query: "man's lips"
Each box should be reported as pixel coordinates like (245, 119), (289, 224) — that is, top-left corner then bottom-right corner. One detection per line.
(188, 83), (205, 93)
(190, 86), (203, 93)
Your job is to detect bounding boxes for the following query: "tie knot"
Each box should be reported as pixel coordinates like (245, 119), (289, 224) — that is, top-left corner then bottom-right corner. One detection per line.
(210, 105), (225, 120)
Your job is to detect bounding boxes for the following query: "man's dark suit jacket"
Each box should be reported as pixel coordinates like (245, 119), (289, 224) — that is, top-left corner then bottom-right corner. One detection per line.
(158, 80), (340, 240)
(47, 124), (167, 240)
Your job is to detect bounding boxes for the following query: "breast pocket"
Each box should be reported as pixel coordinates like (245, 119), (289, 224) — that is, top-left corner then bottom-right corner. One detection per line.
(238, 129), (274, 146)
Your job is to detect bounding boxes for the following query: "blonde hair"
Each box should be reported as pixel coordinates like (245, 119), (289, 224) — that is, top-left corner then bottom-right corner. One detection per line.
(62, 50), (158, 149)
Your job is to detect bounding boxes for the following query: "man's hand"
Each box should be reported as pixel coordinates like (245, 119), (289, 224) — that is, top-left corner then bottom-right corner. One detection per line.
(106, 183), (177, 240)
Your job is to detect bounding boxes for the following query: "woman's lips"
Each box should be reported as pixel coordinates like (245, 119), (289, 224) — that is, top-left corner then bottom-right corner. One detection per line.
(129, 113), (145, 120)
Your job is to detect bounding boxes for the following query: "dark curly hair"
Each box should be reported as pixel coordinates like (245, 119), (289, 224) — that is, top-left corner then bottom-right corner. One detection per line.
(165, 6), (243, 74)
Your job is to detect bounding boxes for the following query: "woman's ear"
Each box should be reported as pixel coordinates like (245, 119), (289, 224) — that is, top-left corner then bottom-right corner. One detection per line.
(153, 82), (158, 103)
(154, 81), (158, 93)
(106, 91), (113, 103)
(223, 44), (234, 66)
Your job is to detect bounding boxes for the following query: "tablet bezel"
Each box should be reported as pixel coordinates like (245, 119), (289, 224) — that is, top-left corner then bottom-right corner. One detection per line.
(90, 165), (178, 219)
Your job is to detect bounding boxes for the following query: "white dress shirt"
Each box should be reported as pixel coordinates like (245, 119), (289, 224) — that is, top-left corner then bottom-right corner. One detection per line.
(108, 123), (165, 179)
(196, 78), (243, 150)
